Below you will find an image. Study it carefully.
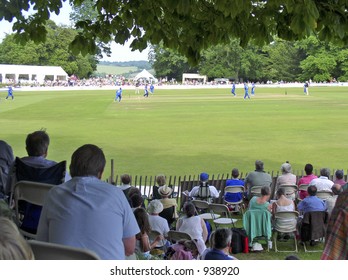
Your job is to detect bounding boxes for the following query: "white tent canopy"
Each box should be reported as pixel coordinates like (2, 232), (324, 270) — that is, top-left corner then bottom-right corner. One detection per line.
(0, 64), (68, 84)
(133, 69), (157, 83)
(182, 73), (207, 84)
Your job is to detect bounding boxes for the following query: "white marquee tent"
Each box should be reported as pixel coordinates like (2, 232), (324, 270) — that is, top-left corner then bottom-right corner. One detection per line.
(182, 73), (207, 84)
(133, 69), (157, 83)
(0, 64), (68, 84)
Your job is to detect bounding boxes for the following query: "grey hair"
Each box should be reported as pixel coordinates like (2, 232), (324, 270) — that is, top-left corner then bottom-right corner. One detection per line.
(281, 163), (292, 174)
(320, 168), (330, 178)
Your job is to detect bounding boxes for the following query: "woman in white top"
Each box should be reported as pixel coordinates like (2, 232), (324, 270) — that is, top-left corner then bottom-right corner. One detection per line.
(271, 188), (297, 233)
(176, 202), (208, 255)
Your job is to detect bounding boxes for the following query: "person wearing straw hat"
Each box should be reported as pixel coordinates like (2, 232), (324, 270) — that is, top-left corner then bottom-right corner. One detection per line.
(158, 185), (178, 218)
(147, 200), (170, 248)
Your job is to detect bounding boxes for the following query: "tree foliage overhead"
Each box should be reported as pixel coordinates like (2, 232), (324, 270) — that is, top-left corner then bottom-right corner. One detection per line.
(1, 0), (348, 64)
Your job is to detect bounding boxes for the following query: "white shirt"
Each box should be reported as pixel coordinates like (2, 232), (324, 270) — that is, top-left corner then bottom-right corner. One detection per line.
(309, 176), (334, 192)
(189, 185), (220, 198)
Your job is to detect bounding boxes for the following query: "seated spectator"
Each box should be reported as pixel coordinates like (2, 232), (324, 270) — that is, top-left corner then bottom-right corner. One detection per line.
(0, 216), (34, 260)
(134, 208), (164, 259)
(118, 173), (132, 198)
(6, 130), (70, 196)
(309, 168), (334, 192)
(297, 163), (317, 199)
(158, 185), (178, 219)
(147, 200), (170, 247)
(129, 192), (144, 211)
(165, 239), (199, 260)
(275, 162), (297, 192)
(188, 172), (219, 202)
(333, 170), (346, 186)
(272, 188), (296, 214)
(325, 184), (343, 217)
(0, 140), (14, 200)
(204, 228), (237, 260)
(297, 185), (326, 213)
(245, 160), (272, 198)
(224, 168), (245, 204)
(321, 189), (348, 260)
(271, 188), (297, 237)
(151, 174), (167, 200)
(176, 202), (208, 255)
(37, 144), (139, 260)
(249, 186), (272, 212)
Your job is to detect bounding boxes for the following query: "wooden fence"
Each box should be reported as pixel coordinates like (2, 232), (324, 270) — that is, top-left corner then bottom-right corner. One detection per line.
(106, 159), (347, 208)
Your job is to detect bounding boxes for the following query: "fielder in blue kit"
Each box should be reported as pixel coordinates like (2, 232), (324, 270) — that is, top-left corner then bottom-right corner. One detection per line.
(115, 87), (122, 102)
(231, 82), (236, 96)
(244, 83), (250, 99)
(6, 86), (14, 99)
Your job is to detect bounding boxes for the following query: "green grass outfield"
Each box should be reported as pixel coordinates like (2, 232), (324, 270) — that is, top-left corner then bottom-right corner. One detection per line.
(1, 86), (348, 179)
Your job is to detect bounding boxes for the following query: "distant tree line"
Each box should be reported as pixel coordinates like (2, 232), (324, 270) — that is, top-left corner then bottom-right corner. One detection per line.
(150, 37), (348, 83)
(99, 61), (151, 70)
(0, 21), (97, 78)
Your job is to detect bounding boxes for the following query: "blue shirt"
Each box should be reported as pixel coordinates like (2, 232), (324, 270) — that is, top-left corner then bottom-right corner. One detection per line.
(116, 88), (122, 96)
(204, 248), (235, 260)
(297, 195), (326, 213)
(225, 179), (245, 202)
(37, 176), (140, 260)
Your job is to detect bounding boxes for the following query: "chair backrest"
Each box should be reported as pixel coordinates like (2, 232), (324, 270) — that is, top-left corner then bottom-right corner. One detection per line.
(273, 211), (299, 232)
(298, 184), (309, 192)
(225, 186), (244, 194)
(167, 230), (192, 243)
(279, 184), (298, 200)
(243, 210), (272, 242)
(14, 181), (54, 238)
(159, 205), (176, 227)
(316, 191), (333, 201)
(192, 200), (210, 211)
(250, 186), (262, 197)
(300, 211), (328, 242)
(15, 157), (66, 185)
(209, 203), (230, 218)
(28, 240), (100, 260)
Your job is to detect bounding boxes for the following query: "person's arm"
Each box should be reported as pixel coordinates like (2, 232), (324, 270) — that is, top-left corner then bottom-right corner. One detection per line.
(139, 233), (163, 252)
(123, 236), (136, 256)
(176, 218), (182, 231)
(201, 218), (208, 242)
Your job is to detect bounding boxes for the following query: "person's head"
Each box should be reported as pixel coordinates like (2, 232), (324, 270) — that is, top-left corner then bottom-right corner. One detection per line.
(331, 184), (343, 195)
(128, 186), (142, 198)
(200, 172), (209, 182)
(133, 208), (151, 234)
(147, 199), (163, 215)
(183, 202), (196, 218)
(307, 185), (317, 196)
(276, 187), (285, 198)
(0, 217), (34, 260)
(129, 193), (143, 208)
(213, 228), (232, 250)
(121, 174), (131, 185)
(320, 168), (330, 178)
(281, 162), (292, 174)
(304, 164), (314, 175)
(156, 175), (166, 186)
(285, 255), (299, 260)
(231, 168), (239, 179)
(255, 160), (264, 171)
(158, 185), (173, 197)
(261, 186), (271, 197)
(69, 144), (106, 179)
(25, 130), (50, 157)
(335, 170), (344, 180)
